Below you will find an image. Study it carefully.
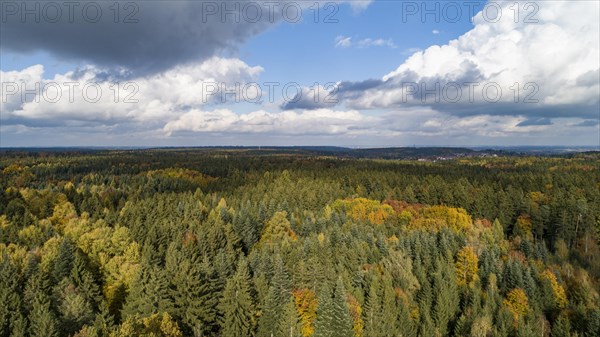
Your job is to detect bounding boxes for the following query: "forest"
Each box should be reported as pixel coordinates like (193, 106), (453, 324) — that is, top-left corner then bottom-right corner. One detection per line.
(0, 148), (599, 337)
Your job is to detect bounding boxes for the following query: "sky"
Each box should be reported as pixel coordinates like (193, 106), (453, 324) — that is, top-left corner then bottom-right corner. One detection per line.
(0, 0), (599, 147)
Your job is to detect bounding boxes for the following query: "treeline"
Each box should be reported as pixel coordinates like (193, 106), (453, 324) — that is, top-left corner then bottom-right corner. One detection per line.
(0, 150), (599, 337)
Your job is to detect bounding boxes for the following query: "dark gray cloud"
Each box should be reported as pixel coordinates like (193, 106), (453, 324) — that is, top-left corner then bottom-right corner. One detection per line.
(280, 83), (341, 110)
(576, 69), (600, 86)
(281, 79), (390, 110)
(301, 68), (599, 120)
(1, 1), (280, 75)
(575, 119), (599, 127)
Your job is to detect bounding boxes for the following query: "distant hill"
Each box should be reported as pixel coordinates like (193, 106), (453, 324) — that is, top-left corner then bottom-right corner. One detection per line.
(3, 145), (597, 160)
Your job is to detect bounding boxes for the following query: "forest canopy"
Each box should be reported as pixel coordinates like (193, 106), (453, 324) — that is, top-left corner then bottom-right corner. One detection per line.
(0, 148), (599, 337)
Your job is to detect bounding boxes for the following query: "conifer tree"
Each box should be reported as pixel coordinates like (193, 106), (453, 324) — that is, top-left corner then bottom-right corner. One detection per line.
(0, 257), (23, 336)
(551, 313), (571, 337)
(363, 273), (381, 337)
(258, 285), (284, 337)
(220, 258), (255, 337)
(257, 256), (291, 337)
(29, 293), (59, 337)
(432, 259), (459, 336)
(314, 278), (352, 337)
(279, 296), (302, 337)
(379, 271), (398, 335)
(9, 312), (27, 337)
(171, 255), (221, 335)
(53, 238), (75, 283)
(123, 262), (172, 319)
(330, 278), (353, 337)
(314, 286), (334, 337)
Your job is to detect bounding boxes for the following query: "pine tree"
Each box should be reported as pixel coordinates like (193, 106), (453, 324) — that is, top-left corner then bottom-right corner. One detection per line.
(123, 261), (172, 318)
(551, 313), (571, 337)
(220, 258), (255, 337)
(330, 278), (353, 337)
(363, 273), (381, 337)
(314, 278), (352, 337)
(279, 296), (302, 337)
(29, 295), (59, 337)
(314, 285), (334, 337)
(431, 258), (459, 336)
(52, 238), (75, 283)
(168, 253), (221, 335)
(0, 257), (23, 337)
(257, 255), (292, 337)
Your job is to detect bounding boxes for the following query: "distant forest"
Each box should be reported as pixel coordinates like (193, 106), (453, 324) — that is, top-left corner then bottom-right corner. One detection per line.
(1, 149), (599, 337)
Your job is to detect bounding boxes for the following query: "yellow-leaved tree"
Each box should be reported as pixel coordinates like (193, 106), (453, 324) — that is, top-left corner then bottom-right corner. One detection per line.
(347, 294), (364, 337)
(292, 288), (318, 337)
(455, 246), (479, 287)
(540, 270), (568, 309)
(258, 211), (297, 248)
(503, 288), (529, 322)
(408, 205), (472, 233)
(332, 198), (394, 225)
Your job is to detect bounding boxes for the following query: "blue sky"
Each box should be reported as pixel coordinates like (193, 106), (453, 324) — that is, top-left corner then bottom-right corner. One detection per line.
(1, 1), (598, 147)
(238, 1), (484, 84)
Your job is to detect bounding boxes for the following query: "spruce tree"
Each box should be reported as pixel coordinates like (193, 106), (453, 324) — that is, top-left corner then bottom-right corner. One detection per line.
(551, 313), (571, 337)
(0, 257), (23, 336)
(123, 261), (172, 319)
(167, 253), (221, 335)
(363, 272), (381, 337)
(9, 312), (27, 337)
(279, 296), (301, 337)
(220, 258), (255, 337)
(379, 271), (398, 335)
(314, 278), (352, 337)
(29, 295), (59, 337)
(330, 277), (353, 337)
(52, 238), (75, 283)
(314, 285), (334, 337)
(432, 259), (459, 336)
(258, 285), (284, 337)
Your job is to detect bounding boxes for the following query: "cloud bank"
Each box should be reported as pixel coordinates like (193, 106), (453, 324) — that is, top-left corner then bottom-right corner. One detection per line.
(1, 1), (373, 75)
(324, 1), (599, 122)
(1, 0), (598, 146)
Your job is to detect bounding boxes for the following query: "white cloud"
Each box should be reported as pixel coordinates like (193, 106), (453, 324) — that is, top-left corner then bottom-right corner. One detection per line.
(335, 36), (396, 49)
(346, 0), (373, 12)
(357, 38), (397, 49)
(335, 36), (353, 48)
(161, 105), (593, 145)
(432, 30), (440, 34)
(2, 0), (597, 146)
(1, 57), (263, 125)
(163, 108), (375, 136)
(340, 0), (599, 119)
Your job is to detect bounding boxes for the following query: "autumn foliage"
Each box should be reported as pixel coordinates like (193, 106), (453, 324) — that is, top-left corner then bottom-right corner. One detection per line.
(292, 288), (318, 337)
(332, 198), (394, 225)
(504, 288), (530, 322)
(455, 246), (479, 287)
(540, 270), (568, 309)
(407, 205), (473, 233)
